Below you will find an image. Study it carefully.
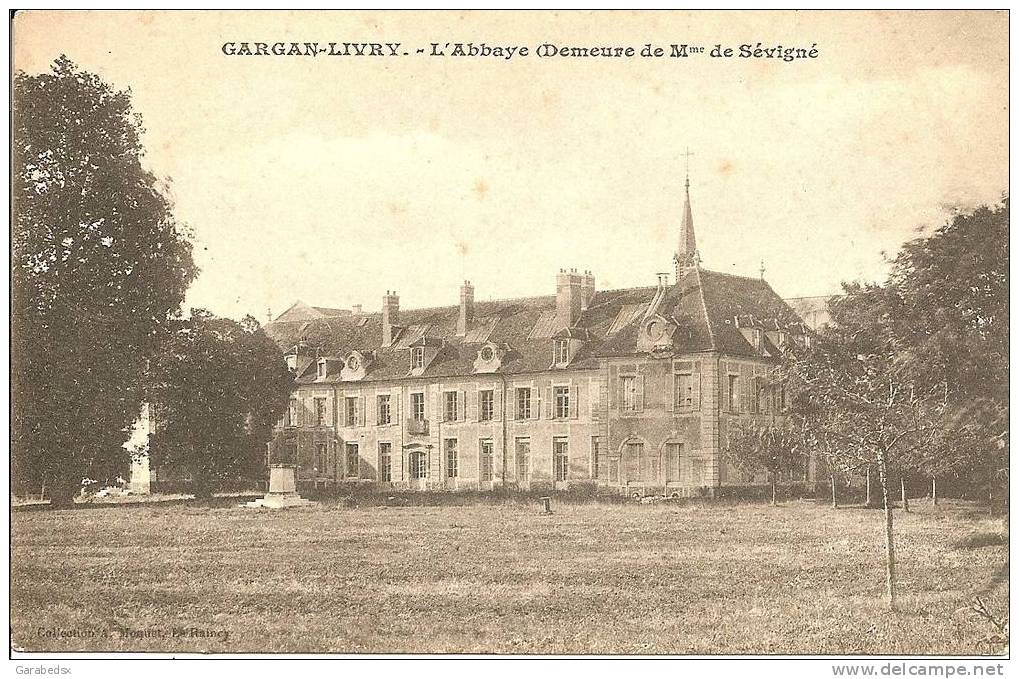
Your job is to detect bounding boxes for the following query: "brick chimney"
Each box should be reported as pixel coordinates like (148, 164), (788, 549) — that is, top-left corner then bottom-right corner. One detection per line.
(382, 290), (400, 347)
(580, 270), (596, 310)
(457, 280), (474, 337)
(556, 269), (584, 329)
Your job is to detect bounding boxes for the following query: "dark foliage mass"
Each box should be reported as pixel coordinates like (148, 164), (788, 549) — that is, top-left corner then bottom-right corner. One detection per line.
(146, 311), (294, 496)
(12, 56), (197, 504)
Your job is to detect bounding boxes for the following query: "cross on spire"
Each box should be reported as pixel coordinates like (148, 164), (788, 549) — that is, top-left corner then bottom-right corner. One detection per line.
(681, 147), (694, 189)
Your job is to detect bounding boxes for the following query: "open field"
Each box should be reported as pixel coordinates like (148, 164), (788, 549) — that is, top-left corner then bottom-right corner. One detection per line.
(11, 498), (1008, 654)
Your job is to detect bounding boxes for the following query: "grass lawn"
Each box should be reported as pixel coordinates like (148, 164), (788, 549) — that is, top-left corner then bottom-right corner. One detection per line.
(10, 497), (1008, 655)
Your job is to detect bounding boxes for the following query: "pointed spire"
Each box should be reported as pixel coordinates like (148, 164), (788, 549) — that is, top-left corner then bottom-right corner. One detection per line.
(674, 148), (700, 279)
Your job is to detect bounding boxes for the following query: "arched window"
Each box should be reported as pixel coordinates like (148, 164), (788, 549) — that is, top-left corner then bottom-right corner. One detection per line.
(622, 438), (659, 483)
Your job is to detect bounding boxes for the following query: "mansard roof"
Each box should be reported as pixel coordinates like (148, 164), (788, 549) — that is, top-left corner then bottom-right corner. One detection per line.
(265, 267), (806, 383)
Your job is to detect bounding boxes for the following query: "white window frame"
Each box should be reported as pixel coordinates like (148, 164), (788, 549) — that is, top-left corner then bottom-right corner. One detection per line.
(516, 387), (531, 419)
(377, 394), (391, 426)
(553, 437), (569, 481)
(345, 396), (357, 427)
(479, 439), (494, 482)
(410, 392), (426, 421)
(553, 385), (570, 419)
(379, 442), (392, 482)
(553, 339), (569, 365)
(445, 438), (458, 478)
(479, 389), (494, 421)
(444, 390), (458, 422)
(515, 437), (530, 482)
(411, 347), (425, 370)
(410, 450), (427, 479)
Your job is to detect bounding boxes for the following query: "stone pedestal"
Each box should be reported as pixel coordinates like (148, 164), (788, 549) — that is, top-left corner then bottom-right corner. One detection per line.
(243, 465), (315, 509)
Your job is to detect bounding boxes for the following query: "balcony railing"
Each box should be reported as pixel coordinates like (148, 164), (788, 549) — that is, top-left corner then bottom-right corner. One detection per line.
(406, 418), (429, 435)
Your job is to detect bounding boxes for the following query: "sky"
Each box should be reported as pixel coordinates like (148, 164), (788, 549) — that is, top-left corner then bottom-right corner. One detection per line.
(13, 10), (1009, 322)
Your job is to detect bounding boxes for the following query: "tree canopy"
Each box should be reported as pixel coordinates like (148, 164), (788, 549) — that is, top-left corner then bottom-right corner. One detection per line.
(12, 56), (197, 503)
(146, 311), (294, 495)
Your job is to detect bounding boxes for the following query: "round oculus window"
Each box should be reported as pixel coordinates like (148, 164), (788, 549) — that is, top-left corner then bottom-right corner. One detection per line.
(480, 346), (495, 362)
(647, 321), (664, 341)
(347, 355), (360, 370)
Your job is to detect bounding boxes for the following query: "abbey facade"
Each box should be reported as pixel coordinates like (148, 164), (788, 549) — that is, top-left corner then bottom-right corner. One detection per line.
(264, 180), (810, 495)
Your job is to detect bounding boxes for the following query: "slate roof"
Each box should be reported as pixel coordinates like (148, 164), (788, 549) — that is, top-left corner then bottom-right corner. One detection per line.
(265, 267), (806, 384)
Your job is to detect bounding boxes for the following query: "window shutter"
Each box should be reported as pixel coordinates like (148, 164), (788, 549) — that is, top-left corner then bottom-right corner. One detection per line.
(532, 383), (541, 420)
(570, 381), (580, 419)
(393, 391), (401, 421)
(358, 395), (366, 426)
(635, 375), (645, 412)
(742, 377), (751, 414)
(545, 385), (554, 419)
(509, 388), (517, 420)
(470, 387), (478, 422)
(493, 387), (503, 421)
(692, 373), (701, 410)
(460, 390), (468, 421)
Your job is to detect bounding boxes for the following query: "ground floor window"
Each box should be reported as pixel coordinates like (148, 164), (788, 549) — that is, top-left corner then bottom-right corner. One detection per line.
(479, 439), (494, 482)
(315, 443), (328, 476)
(591, 436), (601, 479)
(515, 437), (530, 482)
(625, 440), (661, 483)
(666, 442), (683, 482)
(345, 443), (359, 478)
(554, 437), (569, 481)
(410, 451), (427, 480)
(379, 442), (392, 482)
(445, 438), (458, 478)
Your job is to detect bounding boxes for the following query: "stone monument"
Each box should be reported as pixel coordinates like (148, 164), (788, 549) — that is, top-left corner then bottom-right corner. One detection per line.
(243, 464), (315, 509)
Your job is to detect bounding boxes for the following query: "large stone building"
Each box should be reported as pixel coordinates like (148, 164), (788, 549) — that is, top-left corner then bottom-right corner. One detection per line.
(264, 178), (810, 495)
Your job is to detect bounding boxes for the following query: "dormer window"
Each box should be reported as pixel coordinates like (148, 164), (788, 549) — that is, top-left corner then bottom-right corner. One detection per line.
(553, 339), (569, 366)
(286, 354), (297, 371)
(316, 359), (327, 379)
(480, 345), (495, 362)
(411, 347), (425, 370)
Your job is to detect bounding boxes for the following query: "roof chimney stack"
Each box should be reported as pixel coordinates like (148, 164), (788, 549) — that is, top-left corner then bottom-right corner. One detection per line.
(457, 280), (475, 337)
(580, 270), (596, 310)
(382, 291), (400, 347)
(556, 269), (584, 329)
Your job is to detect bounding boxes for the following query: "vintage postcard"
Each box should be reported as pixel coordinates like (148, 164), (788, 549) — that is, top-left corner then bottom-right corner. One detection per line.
(9, 8), (1010, 670)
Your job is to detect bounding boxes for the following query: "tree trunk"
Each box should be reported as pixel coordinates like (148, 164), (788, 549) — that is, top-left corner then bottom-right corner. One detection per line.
(877, 453), (897, 610)
(931, 477), (938, 506)
(47, 478), (77, 508)
(865, 467), (872, 507)
(900, 477), (910, 513)
(830, 474), (838, 508)
(771, 477), (777, 506)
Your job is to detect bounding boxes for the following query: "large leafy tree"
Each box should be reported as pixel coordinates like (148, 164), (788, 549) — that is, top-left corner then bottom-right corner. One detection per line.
(147, 311), (293, 496)
(12, 56), (196, 504)
(888, 199), (1009, 496)
(888, 199), (1008, 405)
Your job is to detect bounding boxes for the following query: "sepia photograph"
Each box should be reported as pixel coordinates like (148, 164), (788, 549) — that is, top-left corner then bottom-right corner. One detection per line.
(7, 8), (1010, 668)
